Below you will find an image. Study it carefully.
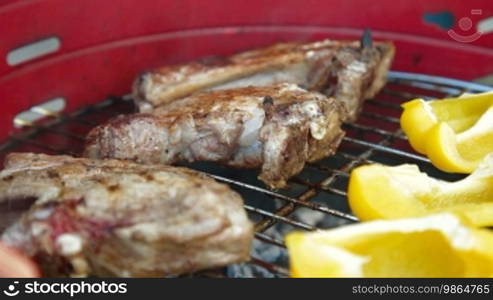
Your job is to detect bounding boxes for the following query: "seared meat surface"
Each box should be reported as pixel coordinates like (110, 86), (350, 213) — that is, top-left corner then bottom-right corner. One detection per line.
(134, 37), (395, 120)
(85, 84), (345, 189)
(0, 153), (253, 277)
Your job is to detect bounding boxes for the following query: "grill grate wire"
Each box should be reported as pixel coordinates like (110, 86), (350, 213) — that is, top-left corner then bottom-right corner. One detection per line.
(0, 71), (490, 277)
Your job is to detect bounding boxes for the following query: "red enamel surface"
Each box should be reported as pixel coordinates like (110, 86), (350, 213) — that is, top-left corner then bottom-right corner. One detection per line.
(0, 0), (492, 140)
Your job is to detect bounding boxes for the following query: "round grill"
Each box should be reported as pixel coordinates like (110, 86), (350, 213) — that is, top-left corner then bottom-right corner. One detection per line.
(1, 71), (490, 277)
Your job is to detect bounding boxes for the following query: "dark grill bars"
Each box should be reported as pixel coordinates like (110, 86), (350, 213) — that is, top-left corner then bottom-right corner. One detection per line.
(0, 72), (489, 277)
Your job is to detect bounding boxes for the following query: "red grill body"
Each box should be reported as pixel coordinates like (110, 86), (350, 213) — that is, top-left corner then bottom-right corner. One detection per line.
(0, 0), (493, 278)
(1, 0), (492, 140)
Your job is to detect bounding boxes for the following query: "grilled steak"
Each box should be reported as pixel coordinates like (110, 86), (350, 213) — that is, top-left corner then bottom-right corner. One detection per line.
(0, 153), (253, 277)
(134, 36), (395, 120)
(85, 84), (345, 189)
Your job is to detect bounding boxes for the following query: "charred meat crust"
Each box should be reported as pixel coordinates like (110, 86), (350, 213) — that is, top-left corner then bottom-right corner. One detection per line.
(133, 38), (395, 121)
(0, 153), (253, 277)
(85, 84), (346, 189)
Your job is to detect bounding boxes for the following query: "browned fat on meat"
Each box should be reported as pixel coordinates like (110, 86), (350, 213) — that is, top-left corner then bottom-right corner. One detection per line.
(85, 84), (346, 189)
(0, 153), (253, 277)
(133, 38), (395, 121)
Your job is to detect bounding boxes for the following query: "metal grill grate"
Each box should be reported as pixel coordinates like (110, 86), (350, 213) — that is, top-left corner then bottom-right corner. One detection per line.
(0, 71), (491, 277)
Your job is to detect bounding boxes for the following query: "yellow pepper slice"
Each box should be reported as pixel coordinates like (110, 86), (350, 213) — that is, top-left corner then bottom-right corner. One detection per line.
(286, 213), (493, 277)
(400, 91), (493, 173)
(347, 154), (493, 227)
(426, 106), (493, 173)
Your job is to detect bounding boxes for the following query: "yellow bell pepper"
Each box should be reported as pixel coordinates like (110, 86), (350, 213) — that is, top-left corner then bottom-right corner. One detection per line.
(347, 154), (493, 227)
(286, 213), (493, 277)
(400, 91), (493, 173)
